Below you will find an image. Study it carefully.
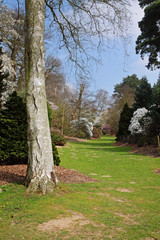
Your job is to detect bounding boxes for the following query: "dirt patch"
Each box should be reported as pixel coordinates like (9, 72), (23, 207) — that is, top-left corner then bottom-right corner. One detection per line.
(96, 193), (125, 203)
(155, 169), (160, 174)
(38, 212), (91, 232)
(115, 212), (139, 225)
(0, 165), (98, 186)
(115, 142), (160, 158)
(116, 188), (132, 193)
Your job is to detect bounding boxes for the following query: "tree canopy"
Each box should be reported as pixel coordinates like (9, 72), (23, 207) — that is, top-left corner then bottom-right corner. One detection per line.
(136, 0), (160, 70)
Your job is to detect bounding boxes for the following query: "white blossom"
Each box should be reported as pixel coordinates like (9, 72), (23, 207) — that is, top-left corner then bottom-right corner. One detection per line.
(128, 108), (151, 135)
(1, 79), (17, 105)
(0, 5), (20, 41)
(0, 51), (15, 75)
(71, 118), (93, 137)
(93, 116), (102, 127)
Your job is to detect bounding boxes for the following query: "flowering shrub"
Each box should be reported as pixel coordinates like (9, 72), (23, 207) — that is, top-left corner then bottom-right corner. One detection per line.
(92, 127), (102, 138)
(102, 124), (110, 135)
(70, 118), (93, 138)
(128, 108), (151, 135)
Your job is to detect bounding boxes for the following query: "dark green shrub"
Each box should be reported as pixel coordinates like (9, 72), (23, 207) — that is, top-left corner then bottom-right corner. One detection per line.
(77, 130), (87, 139)
(52, 142), (60, 166)
(51, 132), (66, 146)
(0, 91), (28, 164)
(0, 92), (60, 166)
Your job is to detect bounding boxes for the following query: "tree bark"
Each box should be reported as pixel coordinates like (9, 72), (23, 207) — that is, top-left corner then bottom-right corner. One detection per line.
(25, 0), (57, 193)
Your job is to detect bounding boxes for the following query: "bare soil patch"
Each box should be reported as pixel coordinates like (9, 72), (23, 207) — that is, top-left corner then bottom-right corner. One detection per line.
(115, 142), (160, 158)
(0, 165), (98, 186)
(38, 212), (91, 232)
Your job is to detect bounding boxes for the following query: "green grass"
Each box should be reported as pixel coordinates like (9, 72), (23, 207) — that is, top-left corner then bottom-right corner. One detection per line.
(0, 136), (160, 240)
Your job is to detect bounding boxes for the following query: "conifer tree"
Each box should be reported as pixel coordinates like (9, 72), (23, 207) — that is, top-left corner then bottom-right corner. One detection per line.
(116, 103), (133, 142)
(133, 77), (152, 110)
(0, 91), (28, 163)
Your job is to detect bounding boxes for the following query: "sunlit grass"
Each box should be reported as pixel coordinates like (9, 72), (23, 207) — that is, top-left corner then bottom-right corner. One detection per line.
(0, 136), (160, 239)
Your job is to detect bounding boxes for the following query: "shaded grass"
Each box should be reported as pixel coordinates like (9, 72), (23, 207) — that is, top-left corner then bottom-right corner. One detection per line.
(0, 136), (160, 240)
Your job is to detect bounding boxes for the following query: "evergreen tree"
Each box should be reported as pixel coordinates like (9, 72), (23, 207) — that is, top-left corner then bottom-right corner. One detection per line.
(133, 77), (152, 110)
(136, 0), (160, 69)
(0, 91), (61, 165)
(116, 103), (133, 142)
(146, 75), (160, 147)
(114, 74), (141, 94)
(152, 74), (160, 106)
(0, 91), (28, 164)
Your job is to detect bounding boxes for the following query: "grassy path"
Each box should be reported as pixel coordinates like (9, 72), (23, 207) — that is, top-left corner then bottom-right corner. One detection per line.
(0, 136), (160, 239)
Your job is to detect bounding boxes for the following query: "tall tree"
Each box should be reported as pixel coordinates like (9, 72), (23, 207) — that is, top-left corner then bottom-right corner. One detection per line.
(136, 0), (160, 70)
(25, 0), (57, 193)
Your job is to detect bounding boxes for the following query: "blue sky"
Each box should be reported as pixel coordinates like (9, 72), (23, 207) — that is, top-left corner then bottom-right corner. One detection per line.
(4, 0), (160, 95)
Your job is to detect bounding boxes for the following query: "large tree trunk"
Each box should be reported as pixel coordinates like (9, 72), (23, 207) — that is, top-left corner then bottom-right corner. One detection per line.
(25, 0), (57, 193)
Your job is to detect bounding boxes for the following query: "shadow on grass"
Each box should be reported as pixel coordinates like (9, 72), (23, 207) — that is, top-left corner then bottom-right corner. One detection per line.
(68, 138), (133, 155)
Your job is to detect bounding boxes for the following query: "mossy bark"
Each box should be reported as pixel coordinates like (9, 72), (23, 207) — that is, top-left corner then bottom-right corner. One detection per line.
(25, 0), (57, 193)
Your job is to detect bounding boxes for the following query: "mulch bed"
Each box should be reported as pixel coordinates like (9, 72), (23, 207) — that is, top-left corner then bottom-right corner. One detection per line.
(114, 142), (160, 158)
(0, 165), (98, 186)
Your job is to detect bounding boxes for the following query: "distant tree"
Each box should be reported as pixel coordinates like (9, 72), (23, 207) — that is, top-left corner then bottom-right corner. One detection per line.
(116, 103), (133, 142)
(133, 77), (152, 110)
(136, 0), (160, 70)
(114, 74), (141, 94)
(95, 89), (109, 115)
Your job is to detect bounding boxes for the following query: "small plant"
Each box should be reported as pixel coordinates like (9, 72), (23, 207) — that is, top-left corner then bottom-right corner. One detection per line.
(51, 132), (66, 146)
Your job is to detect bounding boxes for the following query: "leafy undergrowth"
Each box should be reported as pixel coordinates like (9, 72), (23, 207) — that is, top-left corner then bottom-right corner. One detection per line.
(0, 136), (160, 240)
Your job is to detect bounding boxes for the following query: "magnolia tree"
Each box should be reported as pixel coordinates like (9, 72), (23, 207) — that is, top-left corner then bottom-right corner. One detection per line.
(128, 108), (151, 135)
(0, 46), (16, 106)
(70, 118), (93, 138)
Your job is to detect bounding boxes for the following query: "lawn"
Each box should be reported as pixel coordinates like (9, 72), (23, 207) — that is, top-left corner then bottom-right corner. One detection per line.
(0, 136), (160, 240)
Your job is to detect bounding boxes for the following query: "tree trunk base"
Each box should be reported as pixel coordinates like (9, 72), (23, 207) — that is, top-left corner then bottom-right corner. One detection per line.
(25, 174), (58, 194)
